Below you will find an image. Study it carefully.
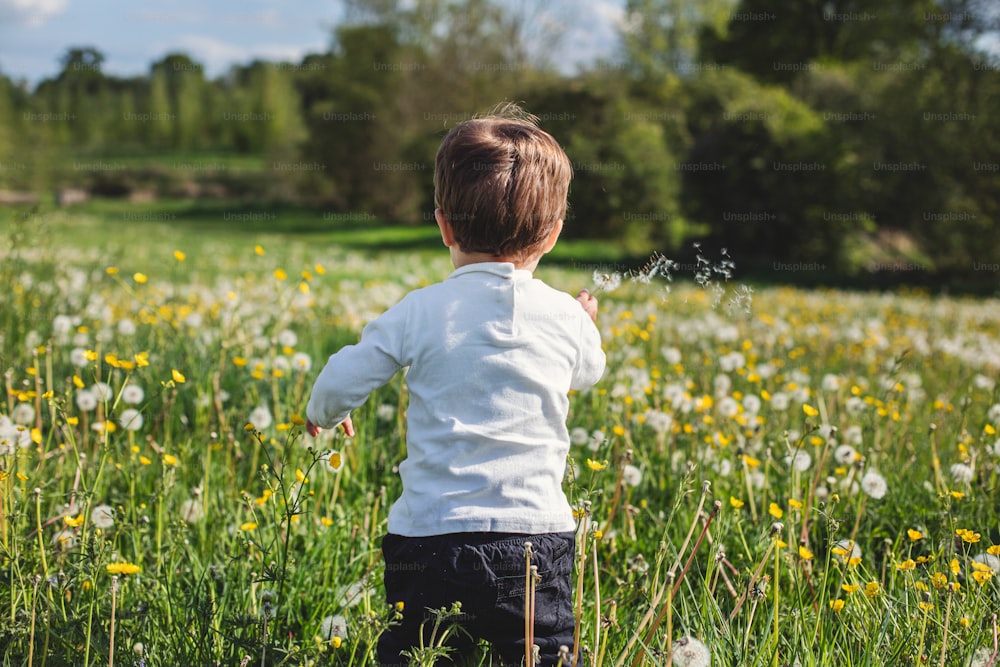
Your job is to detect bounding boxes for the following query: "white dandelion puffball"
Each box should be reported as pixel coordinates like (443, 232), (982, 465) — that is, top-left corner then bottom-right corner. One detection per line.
(180, 498), (204, 523)
(622, 464), (643, 487)
(968, 647), (994, 667)
(644, 410), (673, 434)
(117, 318), (137, 336)
(320, 614), (348, 640)
(91, 382), (113, 402)
(717, 397), (739, 419)
(291, 352), (312, 372)
(821, 373), (841, 392)
(785, 449), (812, 472)
(70, 348), (90, 367)
(118, 409), (144, 432)
(90, 504), (115, 529)
(861, 470), (887, 499)
(376, 404), (397, 422)
(277, 329), (298, 348)
(570, 427), (589, 446)
(770, 392), (790, 411)
(248, 406), (273, 430)
(843, 424), (863, 445)
(12, 403), (35, 425)
(588, 430), (606, 452)
(121, 384), (145, 405)
(76, 389), (98, 412)
(834, 445), (858, 466)
(52, 529), (77, 551)
(742, 394), (762, 414)
(972, 552), (1000, 573)
(662, 346), (682, 365)
(833, 539), (862, 562)
(950, 462), (974, 483)
(670, 635), (711, 667)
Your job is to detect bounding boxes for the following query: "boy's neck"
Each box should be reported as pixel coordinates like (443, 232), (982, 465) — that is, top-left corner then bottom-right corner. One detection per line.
(450, 248), (542, 272)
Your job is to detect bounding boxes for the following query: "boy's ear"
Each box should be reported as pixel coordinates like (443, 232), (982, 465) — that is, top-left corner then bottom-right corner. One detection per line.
(435, 208), (456, 247)
(541, 219), (564, 253)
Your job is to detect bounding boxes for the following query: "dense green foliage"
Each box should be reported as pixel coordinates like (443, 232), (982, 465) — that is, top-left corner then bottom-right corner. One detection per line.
(0, 0), (997, 279)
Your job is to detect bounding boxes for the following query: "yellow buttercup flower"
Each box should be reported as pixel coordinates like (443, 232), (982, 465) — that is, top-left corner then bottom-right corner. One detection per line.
(829, 599), (844, 612)
(106, 562), (141, 575)
(802, 404), (819, 417)
(586, 458), (608, 472)
(171, 369), (186, 384)
(907, 529), (924, 541)
(729, 496), (744, 509)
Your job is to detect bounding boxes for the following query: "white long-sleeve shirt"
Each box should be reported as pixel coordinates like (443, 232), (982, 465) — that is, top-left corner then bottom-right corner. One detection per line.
(306, 262), (606, 536)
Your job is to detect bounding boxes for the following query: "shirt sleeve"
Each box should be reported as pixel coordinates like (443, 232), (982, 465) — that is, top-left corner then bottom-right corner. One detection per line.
(305, 300), (408, 428)
(571, 315), (606, 390)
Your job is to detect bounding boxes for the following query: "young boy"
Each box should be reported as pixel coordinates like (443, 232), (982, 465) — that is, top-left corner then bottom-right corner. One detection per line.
(306, 105), (605, 666)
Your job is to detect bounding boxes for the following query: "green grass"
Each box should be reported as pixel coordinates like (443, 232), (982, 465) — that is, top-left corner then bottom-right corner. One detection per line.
(1, 208), (999, 666)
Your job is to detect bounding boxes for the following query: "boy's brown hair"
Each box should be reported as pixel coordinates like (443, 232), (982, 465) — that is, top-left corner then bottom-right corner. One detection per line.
(433, 103), (572, 261)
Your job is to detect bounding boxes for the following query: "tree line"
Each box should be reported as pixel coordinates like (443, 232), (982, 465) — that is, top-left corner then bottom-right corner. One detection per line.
(0, 0), (997, 279)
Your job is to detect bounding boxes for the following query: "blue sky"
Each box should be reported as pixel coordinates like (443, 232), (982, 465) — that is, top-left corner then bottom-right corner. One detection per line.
(0, 0), (626, 87)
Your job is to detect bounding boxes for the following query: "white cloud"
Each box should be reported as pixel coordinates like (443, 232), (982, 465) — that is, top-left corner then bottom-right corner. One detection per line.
(0, 0), (68, 26)
(164, 34), (320, 76)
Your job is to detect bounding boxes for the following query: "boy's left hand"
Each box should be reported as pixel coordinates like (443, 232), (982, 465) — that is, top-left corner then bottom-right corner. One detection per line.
(306, 417), (355, 438)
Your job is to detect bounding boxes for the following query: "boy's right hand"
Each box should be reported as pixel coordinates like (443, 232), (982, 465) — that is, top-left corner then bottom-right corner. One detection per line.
(576, 289), (598, 322)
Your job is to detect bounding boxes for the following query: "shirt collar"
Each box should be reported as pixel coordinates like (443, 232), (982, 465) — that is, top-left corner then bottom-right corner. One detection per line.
(448, 262), (533, 281)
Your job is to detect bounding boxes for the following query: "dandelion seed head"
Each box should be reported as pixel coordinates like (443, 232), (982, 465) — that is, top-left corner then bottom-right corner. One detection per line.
(320, 614), (348, 640)
(248, 406), (273, 430)
(90, 382), (113, 402)
(972, 553), (1000, 573)
(622, 464), (643, 487)
(785, 450), (812, 472)
(90, 504), (115, 529)
(834, 445), (858, 465)
(180, 498), (204, 523)
(570, 427), (589, 446)
(670, 636), (711, 667)
(592, 270), (622, 293)
(75, 389), (98, 412)
(118, 408), (144, 432)
(121, 384), (145, 405)
(861, 470), (887, 499)
(950, 462), (974, 483)
(277, 329), (298, 348)
(11, 403), (34, 425)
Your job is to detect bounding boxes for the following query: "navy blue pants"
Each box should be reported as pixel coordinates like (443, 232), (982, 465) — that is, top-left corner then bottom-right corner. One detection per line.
(378, 531), (576, 666)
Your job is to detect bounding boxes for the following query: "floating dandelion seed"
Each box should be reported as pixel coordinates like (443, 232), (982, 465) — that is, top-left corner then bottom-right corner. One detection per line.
(670, 635), (711, 667)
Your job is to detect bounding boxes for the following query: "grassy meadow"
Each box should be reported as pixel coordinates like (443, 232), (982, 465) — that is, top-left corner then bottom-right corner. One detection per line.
(1, 206), (999, 666)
